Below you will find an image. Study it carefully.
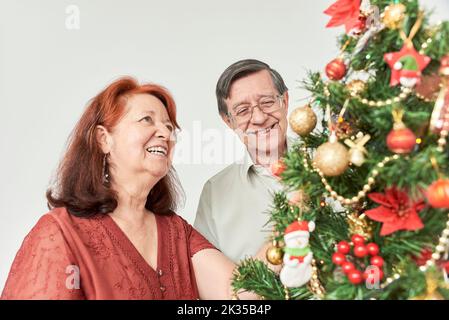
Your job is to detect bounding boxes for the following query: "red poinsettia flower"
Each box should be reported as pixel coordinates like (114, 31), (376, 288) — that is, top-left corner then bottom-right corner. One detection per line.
(365, 187), (426, 236)
(324, 0), (361, 34)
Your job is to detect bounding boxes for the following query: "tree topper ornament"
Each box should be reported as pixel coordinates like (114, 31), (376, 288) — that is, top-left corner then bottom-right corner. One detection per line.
(280, 220), (315, 288)
(384, 12), (431, 87)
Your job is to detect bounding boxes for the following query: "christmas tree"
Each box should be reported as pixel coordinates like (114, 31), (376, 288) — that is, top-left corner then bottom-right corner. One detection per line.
(232, 0), (449, 300)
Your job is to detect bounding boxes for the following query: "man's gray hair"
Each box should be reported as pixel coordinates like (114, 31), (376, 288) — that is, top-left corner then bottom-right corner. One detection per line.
(215, 59), (288, 116)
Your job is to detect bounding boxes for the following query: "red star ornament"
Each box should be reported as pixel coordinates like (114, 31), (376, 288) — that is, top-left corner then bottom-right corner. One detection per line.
(384, 44), (431, 87)
(365, 187), (426, 236)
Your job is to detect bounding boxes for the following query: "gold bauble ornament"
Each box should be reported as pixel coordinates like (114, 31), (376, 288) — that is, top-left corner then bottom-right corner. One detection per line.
(346, 79), (367, 97)
(381, 3), (406, 29)
(411, 272), (445, 300)
(266, 244), (284, 265)
(289, 105), (317, 136)
(314, 141), (349, 176)
(347, 213), (373, 240)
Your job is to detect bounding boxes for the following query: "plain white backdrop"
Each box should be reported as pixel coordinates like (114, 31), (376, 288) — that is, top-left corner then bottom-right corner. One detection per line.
(1, 0), (448, 292)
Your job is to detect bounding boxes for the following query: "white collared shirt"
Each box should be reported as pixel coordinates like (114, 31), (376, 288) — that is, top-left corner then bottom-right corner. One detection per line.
(194, 139), (292, 263)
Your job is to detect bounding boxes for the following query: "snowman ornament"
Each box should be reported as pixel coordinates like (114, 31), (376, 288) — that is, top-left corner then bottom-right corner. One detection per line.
(280, 220), (315, 288)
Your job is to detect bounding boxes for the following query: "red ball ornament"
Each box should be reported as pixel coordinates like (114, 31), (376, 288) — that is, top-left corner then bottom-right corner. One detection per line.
(270, 159), (286, 177)
(370, 256), (384, 268)
(342, 261), (355, 274)
(332, 252), (346, 265)
(366, 243), (380, 256)
(351, 234), (365, 246)
(386, 127), (416, 154)
(347, 269), (363, 284)
(337, 241), (351, 254)
(354, 245), (368, 258)
(325, 58), (347, 81)
(426, 178), (449, 209)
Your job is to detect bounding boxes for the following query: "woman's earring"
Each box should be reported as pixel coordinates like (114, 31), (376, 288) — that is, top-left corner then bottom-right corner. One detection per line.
(102, 153), (110, 184)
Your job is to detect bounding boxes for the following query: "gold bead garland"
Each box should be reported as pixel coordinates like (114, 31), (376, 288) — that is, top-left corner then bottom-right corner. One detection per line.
(308, 259), (326, 298)
(437, 129), (448, 152)
(380, 270), (403, 289)
(324, 84), (412, 107)
(301, 144), (400, 206)
(419, 36), (434, 55)
(284, 285), (290, 300)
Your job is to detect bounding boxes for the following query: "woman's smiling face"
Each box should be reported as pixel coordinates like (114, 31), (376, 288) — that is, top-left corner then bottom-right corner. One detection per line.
(106, 93), (176, 182)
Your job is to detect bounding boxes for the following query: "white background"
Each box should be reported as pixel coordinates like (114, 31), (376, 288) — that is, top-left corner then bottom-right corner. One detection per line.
(1, 0), (448, 292)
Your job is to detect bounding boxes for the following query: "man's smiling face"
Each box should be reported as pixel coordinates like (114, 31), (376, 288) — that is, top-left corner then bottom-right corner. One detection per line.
(223, 70), (288, 160)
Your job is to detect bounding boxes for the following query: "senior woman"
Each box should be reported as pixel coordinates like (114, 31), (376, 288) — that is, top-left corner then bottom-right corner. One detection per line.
(1, 77), (273, 300)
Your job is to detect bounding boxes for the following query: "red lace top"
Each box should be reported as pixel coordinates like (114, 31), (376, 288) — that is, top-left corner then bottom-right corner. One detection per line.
(1, 207), (216, 300)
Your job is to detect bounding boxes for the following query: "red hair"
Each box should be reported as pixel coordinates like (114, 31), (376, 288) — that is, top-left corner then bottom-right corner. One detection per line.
(47, 77), (184, 217)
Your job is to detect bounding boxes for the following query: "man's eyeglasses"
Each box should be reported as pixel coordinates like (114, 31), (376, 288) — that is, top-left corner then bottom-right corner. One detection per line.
(227, 94), (284, 126)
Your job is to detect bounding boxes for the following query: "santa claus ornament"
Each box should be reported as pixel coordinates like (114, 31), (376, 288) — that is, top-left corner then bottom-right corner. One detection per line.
(383, 12), (431, 88)
(280, 220), (315, 288)
(384, 44), (431, 87)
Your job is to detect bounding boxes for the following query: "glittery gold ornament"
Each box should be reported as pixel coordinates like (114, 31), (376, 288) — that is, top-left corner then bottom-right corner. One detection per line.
(347, 212), (373, 240)
(381, 3), (406, 29)
(411, 272), (445, 300)
(346, 79), (367, 97)
(266, 242), (284, 265)
(307, 259), (326, 298)
(289, 105), (317, 136)
(314, 141), (349, 176)
(336, 121), (354, 139)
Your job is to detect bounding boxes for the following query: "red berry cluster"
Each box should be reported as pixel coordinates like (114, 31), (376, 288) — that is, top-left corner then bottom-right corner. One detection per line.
(331, 234), (384, 285)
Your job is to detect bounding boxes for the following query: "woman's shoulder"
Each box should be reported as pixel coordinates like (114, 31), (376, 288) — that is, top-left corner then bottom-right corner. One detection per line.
(18, 208), (73, 255)
(29, 208), (67, 235)
(157, 211), (192, 233)
(33, 207), (105, 237)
